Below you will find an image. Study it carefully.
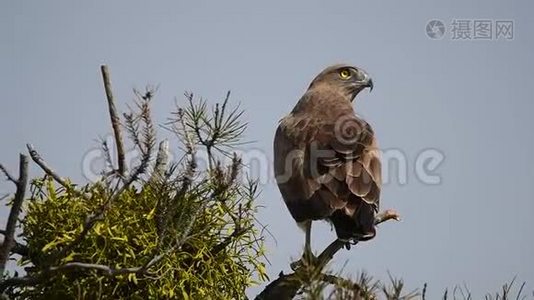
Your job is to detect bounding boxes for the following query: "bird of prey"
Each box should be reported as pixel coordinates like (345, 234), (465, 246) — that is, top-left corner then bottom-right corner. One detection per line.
(273, 64), (380, 259)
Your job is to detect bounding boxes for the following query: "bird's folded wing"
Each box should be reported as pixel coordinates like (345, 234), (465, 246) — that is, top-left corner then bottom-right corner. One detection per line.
(304, 115), (382, 208)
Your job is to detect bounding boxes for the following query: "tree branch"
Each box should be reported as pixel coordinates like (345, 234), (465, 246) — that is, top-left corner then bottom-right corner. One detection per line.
(255, 271), (302, 300)
(101, 65), (126, 177)
(0, 154), (29, 275)
(0, 262), (142, 293)
(0, 237), (29, 257)
(255, 209), (400, 300)
(48, 262), (141, 276)
(26, 144), (67, 187)
(26, 144), (89, 200)
(0, 164), (17, 185)
(0, 275), (39, 292)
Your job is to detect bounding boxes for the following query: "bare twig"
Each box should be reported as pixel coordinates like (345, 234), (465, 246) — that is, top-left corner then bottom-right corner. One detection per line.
(101, 65), (126, 177)
(26, 144), (66, 186)
(0, 154), (29, 275)
(0, 164), (17, 184)
(26, 144), (89, 200)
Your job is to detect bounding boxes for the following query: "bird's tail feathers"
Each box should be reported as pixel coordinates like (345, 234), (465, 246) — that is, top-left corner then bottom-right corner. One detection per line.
(329, 200), (376, 242)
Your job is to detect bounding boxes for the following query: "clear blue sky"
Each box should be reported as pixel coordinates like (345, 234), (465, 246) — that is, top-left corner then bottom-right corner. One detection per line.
(1, 1), (533, 298)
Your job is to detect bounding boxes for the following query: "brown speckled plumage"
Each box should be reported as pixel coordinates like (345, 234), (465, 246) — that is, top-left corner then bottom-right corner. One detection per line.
(274, 64), (380, 241)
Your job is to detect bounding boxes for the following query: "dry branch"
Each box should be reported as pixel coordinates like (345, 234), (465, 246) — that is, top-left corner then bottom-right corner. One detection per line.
(0, 164), (17, 184)
(48, 67), (154, 264)
(26, 144), (89, 200)
(255, 209), (400, 300)
(0, 229), (29, 257)
(101, 65), (126, 177)
(26, 144), (67, 187)
(0, 154), (29, 275)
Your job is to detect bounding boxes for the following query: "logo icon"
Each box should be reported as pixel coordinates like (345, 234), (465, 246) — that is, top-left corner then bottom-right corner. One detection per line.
(426, 20), (445, 39)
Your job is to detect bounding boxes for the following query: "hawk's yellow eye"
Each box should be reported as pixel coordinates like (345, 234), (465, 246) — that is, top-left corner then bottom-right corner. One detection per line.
(339, 69), (351, 79)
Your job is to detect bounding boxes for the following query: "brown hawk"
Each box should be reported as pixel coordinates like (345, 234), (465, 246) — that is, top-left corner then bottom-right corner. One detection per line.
(273, 64), (380, 258)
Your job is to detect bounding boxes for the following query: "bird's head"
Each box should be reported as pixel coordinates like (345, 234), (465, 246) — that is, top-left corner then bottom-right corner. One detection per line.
(308, 64), (373, 101)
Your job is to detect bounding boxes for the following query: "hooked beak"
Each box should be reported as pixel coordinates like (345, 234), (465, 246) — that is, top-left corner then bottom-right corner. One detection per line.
(360, 70), (373, 92)
(350, 69), (374, 97)
(365, 78), (374, 92)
